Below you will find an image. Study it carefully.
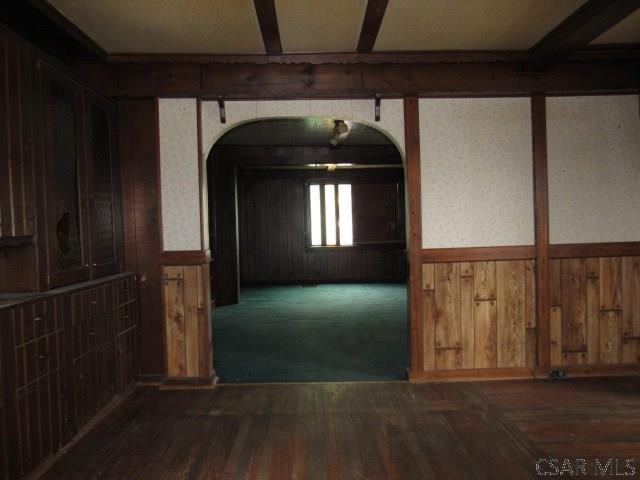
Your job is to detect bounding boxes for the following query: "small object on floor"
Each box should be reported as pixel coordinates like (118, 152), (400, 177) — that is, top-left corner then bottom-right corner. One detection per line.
(549, 369), (568, 380)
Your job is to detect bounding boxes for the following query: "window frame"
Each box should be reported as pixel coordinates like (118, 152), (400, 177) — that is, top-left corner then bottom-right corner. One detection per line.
(304, 178), (406, 251)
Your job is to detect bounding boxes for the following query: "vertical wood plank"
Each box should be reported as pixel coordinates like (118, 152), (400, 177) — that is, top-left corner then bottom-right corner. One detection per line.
(474, 299), (497, 368)
(460, 275), (474, 369)
(496, 261), (526, 368)
(525, 260), (536, 328)
(586, 277), (600, 365)
(599, 310), (622, 364)
(460, 262), (473, 277)
(404, 97), (423, 373)
(422, 290), (436, 371)
(198, 263), (213, 377)
(561, 259), (587, 352)
(622, 257), (640, 338)
(622, 338), (640, 364)
(473, 262), (496, 301)
(549, 259), (562, 307)
(435, 263), (461, 349)
(182, 266), (200, 377)
(435, 349), (462, 371)
(422, 263), (435, 291)
(600, 257), (622, 311)
(586, 258), (600, 279)
(550, 306), (562, 366)
(525, 328), (537, 368)
(164, 267), (186, 377)
(562, 351), (588, 366)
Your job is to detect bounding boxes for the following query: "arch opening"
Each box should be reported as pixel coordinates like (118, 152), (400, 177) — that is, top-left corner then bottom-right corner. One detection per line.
(205, 116), (409, 383)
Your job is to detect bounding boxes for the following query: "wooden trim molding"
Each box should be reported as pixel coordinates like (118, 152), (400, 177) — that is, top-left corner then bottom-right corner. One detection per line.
(253, 0), (282, 55)
(532, 94), (551, 370)
(160, 250), (211, 265)
(409, 367), (535, 383)
(549, 242), (640, 259)
(404, 97), (424, 373)
(421, 246), (535, 263)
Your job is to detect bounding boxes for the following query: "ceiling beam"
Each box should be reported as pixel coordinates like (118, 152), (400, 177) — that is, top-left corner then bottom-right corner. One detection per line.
(528, 0), (640, 68)
(357, 0), (389, 53)
(253, 0), (282, 55)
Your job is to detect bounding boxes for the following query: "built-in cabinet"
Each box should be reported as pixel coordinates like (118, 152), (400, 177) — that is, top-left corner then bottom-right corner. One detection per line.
(0, 273), (138, 478)
(0, 25), (122, 292)
(0, 29), (36, 239)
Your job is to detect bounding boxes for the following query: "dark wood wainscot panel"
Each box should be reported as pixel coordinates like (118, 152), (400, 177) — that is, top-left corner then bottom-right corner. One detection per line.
(0, 273), (138, 478)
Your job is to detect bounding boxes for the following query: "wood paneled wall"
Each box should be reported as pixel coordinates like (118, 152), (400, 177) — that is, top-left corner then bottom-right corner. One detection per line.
(239, 175), (406, 284)
(162, 264), (213, 382)
(420, 260), (537, 373)
(118, 99), (165, 378)
(414, 255), (640, 379)
(549, 256), (640, 366)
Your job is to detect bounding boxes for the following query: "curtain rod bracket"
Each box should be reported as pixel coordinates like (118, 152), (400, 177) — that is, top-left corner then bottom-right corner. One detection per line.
(375, 95), (381, 122)
(218, 96), (226, 124)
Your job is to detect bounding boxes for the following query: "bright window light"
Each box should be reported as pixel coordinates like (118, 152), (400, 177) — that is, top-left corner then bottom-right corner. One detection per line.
(324, 184), (337, 246)
(309, 185), (322, 246)
(338, 184), (353, 246)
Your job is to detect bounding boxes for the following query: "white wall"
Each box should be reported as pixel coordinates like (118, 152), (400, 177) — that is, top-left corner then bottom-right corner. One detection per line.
(158, 98), (201, 251)
(547, 95), (640, 244)
(419, 98), (534, 248)
(159, 98), (405, 251)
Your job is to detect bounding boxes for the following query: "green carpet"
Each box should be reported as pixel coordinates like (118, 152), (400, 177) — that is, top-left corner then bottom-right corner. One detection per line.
(213, 283), (408, 383)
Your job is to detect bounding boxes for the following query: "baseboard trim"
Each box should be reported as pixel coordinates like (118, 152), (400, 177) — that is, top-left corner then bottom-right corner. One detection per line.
(409, 365), (640, 382)
(160, 374), (218, 390)
(422, 246), (535, 263)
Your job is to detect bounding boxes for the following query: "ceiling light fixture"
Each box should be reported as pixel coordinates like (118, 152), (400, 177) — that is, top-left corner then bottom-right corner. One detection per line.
(329, 119), (350, 147)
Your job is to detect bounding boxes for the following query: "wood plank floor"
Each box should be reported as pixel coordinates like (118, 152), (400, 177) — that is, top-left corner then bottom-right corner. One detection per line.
(42, 377), (640, 479)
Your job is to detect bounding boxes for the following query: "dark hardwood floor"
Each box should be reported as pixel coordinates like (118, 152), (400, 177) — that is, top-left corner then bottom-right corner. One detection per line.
(42, 377), (640, 479)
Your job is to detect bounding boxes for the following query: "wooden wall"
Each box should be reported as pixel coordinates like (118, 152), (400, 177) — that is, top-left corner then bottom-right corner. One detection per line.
(117, 99), (164, 378)
(413, 255), (640, 380)
(421, 260), (537, 373)
(550, 257), (640, 366)
(238, 175), (406, 284)
(162, 264), (213, 382)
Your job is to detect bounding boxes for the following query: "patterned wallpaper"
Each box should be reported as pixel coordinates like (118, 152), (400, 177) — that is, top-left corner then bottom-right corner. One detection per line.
(158, 98), (201, 251)
(419, 98), (535, 248)
(547, 95), (640, 244)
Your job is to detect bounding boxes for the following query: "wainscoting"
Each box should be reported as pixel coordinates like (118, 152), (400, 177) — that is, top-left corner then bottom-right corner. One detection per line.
(411, 250), (640, 381)
(162, 262), (214, 385)
(549, 256), (640, 366)
(419, 259), (537, 375)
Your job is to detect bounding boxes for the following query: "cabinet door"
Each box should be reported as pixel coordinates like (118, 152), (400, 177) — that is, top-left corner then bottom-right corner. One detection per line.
(0, 29), (36, 238)
(41, 66), (90, 287)
(85, 94), (120, 277)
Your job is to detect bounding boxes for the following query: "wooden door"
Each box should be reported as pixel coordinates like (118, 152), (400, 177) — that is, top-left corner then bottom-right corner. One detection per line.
(41, 65), (91, 287)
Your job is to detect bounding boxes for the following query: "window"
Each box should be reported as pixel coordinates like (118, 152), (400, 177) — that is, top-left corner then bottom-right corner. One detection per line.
(308, 183), (353, 246)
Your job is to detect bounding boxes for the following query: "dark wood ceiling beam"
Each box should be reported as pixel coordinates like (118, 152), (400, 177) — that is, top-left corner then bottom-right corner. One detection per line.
(357, 0), (389, 53)
(529, 0), (640, 68)
(104, 60), (640, 98)
(25, 0), (106, 59)
(253, 0), (282, 55)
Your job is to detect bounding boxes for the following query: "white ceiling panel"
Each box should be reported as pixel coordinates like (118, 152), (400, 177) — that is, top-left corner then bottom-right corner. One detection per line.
(374, 0), (586, 51)
(275, 0), (368, 53)
(46, 0), (265, 54)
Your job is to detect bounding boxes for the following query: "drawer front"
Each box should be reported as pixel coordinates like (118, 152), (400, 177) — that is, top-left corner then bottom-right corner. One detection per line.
(114, 300), (137, 335)
(115, 326), (137, 393)
(71, 285), (114, 359)
(11, 369), (65, 477)
(115, 276), (135, 307)
(8, 300), (64, 390)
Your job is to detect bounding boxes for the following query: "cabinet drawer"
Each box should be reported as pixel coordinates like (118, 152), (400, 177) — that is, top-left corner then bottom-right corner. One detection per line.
(115, 276), (135, 306)
(71, 286), (114, 358)
(114, 301), (136, 335)
(14, 329), (63, 389)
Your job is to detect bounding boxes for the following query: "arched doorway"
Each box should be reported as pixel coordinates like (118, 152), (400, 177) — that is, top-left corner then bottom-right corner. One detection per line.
(204, 112), (409, 382)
